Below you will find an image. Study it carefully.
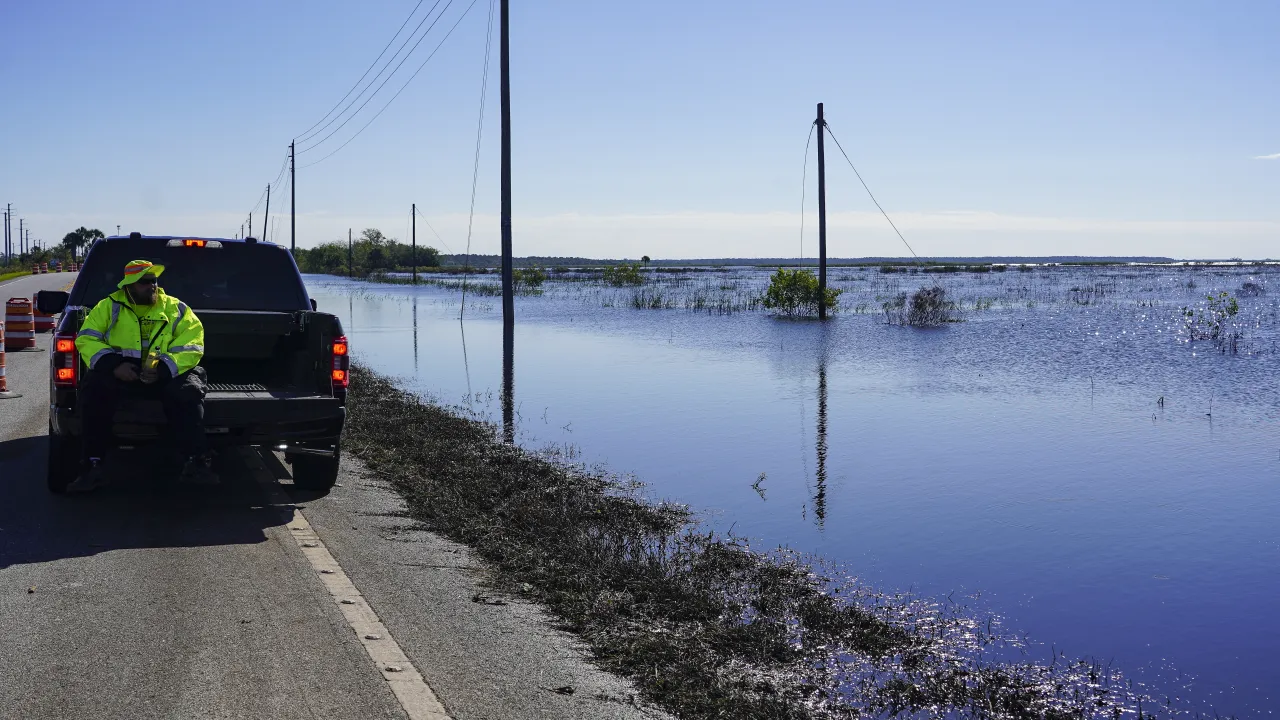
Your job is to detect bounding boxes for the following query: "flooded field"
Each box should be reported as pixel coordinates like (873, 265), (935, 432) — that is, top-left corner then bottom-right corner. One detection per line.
(310, 264), (1280, 717)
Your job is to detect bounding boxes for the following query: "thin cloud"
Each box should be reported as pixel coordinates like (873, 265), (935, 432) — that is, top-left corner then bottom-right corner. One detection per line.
(1254, 152), (1280, 160)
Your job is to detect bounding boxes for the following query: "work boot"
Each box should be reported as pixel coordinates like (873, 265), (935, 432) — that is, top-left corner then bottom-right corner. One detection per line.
(179, 454), (220, 486)
(67, 459), (110, 494)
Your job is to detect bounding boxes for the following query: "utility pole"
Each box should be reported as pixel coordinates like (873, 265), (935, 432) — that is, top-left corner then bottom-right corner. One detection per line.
(4, 204), (10, 261)
(263, 185), (271, 243)
(500, 0), (513, 327)
(348, 228), (353, 277)
(815, 102), (828, 320)
(19, 219), (23, 261)
(411, 203), (417, 284)
(249, 212), (253, 239)
(290, 141), (296, 253)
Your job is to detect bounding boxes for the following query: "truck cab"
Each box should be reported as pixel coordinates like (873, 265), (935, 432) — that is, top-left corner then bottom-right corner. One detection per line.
(38, 233), (349, 494)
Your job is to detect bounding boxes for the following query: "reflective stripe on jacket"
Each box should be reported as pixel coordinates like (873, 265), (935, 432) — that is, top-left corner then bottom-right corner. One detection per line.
(74, 288), (205, 377)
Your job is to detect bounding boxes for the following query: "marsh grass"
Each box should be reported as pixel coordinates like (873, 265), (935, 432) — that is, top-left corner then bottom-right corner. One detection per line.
(884, 286), (962, 326)
(346, 366), (1178, 720)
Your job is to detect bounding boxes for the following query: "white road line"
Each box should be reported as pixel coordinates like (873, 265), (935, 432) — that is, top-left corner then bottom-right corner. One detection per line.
(258, 474), (452, 720)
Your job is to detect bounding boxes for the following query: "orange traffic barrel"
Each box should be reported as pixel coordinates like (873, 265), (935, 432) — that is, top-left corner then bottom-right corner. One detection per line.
(31, 265), (38, 274)
(4, 298), (37, 350)
(0, 323), (20, 398)
(32, 294), (55, 333)
(39, 263), (48, 274)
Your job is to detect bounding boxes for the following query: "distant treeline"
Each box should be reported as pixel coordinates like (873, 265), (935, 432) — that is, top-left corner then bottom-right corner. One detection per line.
(437, 254), (1182, 268)
(295, 229), (440, 276)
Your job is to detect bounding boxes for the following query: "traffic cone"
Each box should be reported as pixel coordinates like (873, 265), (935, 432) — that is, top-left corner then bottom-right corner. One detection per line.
(0, 323), (23, 399)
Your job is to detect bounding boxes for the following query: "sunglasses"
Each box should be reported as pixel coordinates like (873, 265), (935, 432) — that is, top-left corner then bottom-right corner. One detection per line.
(134, 277), (159, 286)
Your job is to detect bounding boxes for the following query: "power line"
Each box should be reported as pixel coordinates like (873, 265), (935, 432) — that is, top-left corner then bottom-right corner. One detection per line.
(823, 124), (920, 260)
(270, 151), (290, 189)
(299, 0), (481, 170)
(295, 0), (430, 143)
(460, 0), (495, 319)
(414, 206), (454, 254)
(249, 184), (269, 215)
(297, 0), (453, 154)
(799, 122), (815, 266)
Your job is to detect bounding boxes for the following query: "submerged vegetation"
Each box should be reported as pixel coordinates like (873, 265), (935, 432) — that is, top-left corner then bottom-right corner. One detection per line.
(763, 268), (842, 317)
(882, 285), (962, 326)
(1182, 291), (1243, 353)
(602, 262), (646, 286)
(347, 366), (1183, 720)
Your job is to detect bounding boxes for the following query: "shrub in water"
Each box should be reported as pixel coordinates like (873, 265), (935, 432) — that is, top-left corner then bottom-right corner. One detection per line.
(883, 285), (960, 326)
(762, 268), (841, 317)
(1182, 291), (1243, 353)
(1239, 281), (1264, 297)
(602, 263), (645, 286)
(513, 266), (547, 291)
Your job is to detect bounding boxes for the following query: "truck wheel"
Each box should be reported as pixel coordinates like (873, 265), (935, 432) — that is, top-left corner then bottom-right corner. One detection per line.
(47, 430), (80, 494)
(288, 449), (340, 493)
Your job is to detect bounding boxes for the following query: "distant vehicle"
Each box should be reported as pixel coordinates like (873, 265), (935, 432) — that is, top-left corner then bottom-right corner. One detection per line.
(37, 233), (349, 494)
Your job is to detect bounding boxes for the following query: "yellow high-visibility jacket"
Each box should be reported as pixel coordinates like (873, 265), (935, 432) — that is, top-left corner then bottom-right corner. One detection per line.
(75, 288), (205, 379)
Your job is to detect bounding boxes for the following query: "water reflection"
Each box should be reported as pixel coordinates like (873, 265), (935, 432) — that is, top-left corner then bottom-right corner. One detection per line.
(412, 296), (419, 371)
(502, 320), (514, 444)
(459, 320), (473, 398)
(311, 267), (1280, 716)
(814, 358), (828, 528)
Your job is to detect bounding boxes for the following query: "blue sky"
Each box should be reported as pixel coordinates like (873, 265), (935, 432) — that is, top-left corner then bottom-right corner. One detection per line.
(2, 0), (1277, 259)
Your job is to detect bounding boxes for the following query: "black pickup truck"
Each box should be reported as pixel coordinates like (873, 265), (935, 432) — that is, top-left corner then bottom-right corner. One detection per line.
(37, 233), (349, 494)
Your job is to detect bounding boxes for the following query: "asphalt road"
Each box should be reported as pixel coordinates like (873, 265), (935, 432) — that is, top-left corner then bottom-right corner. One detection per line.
(0, 271), (666, 720)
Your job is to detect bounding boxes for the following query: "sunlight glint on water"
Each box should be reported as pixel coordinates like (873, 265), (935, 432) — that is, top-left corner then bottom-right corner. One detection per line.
(312, 265), (1280, 717)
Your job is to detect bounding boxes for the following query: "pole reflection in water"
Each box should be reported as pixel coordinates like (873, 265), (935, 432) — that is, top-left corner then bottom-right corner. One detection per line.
(814, 359), (828, 527)
(502, 320), (514, 444)
(459, 320), (472, 399)
(412, 295), (419, 372)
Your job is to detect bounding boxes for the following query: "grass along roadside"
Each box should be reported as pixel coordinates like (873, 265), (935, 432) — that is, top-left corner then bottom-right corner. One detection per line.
(346, 365), (1195, 719)
(0, 269), (32, 284)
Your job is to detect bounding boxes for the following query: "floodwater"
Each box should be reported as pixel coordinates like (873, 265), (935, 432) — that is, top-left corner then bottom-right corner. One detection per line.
(309, 265), (1280, 717)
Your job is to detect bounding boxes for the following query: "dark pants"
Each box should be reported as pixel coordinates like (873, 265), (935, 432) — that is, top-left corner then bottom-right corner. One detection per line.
(80, 364), (208, 463)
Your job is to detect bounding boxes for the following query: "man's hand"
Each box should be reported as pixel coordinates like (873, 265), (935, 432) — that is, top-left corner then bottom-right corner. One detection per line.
(114, 363), (140, 383)
(139, 366), (159, 385)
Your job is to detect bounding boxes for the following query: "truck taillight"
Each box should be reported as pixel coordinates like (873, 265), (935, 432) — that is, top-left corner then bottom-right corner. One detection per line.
(331, 336), (350, 390)
(53, 334), (77, 387)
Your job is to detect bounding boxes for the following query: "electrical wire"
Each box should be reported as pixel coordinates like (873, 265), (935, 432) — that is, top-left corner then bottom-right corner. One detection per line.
(295, 0), (431, 143)
(298, 0), (453, 154)
(249, 184), (269, 215)
(298, 0), (479, 170)
(823, 124), (920, 260)
(270, 152), (290, 189)
(460, 0), (495, 319)
(297, 0), (446, 148)
(415, 206), (453, 254)
(799, 122), (815, 267)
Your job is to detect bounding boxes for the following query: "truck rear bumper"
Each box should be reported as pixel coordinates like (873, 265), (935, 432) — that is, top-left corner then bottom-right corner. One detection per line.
(52, 391), (345, 447)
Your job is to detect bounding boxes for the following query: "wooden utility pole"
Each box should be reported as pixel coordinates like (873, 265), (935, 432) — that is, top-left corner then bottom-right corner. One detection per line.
(816, 102), (828, 320)
(499, 0), (513, 326)
(263, 185), (271, 243)
(499, 0), (515, 443)
(290, 141), (296, 252)
(249, 212), (253, 240)
(411, 203), (417, 283)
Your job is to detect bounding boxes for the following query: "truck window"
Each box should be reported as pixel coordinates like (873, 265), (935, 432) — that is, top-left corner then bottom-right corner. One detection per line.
(76, 240), (310, 311)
